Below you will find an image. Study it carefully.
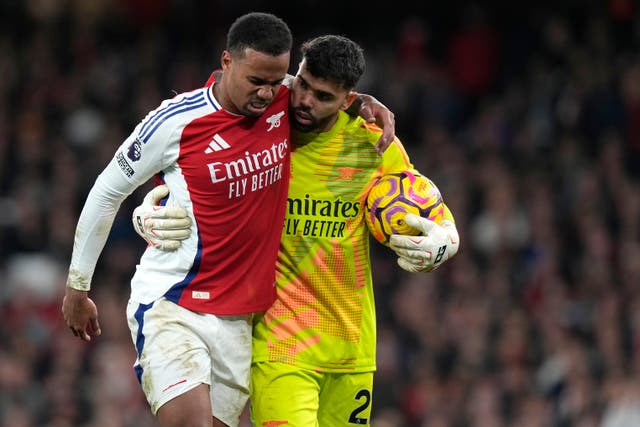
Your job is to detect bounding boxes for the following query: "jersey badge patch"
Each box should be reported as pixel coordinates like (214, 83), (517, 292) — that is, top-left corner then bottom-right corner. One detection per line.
(127, 138), (142, 162)
(266, 111), (285, 131)
(116, 152), (134, 177)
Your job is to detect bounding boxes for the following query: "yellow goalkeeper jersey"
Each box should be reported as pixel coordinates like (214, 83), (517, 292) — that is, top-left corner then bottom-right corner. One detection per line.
(252, 111), (414, 373)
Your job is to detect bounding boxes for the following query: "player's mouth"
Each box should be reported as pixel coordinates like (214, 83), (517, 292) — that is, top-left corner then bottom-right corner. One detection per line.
(247, 101), (268, 115)
(294, 110), (313, 126)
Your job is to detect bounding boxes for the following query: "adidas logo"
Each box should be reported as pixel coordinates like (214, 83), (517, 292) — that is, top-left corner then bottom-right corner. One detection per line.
(205, 134), (231, 154)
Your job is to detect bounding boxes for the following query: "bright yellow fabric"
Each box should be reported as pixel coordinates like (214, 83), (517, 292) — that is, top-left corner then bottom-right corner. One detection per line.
(252, 112), (414, 372)
(250, 361), (374, 426)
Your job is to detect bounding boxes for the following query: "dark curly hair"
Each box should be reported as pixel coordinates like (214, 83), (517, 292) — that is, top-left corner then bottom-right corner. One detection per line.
(300, 35), (365, 90)
(226, 12), (292, 57)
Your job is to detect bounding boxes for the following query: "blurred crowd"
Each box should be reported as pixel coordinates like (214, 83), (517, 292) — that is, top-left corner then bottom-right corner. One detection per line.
(2, 1), (640, 426)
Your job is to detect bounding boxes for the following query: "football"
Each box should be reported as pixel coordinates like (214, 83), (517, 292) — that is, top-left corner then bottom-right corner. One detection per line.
(364, 171), (445, 245)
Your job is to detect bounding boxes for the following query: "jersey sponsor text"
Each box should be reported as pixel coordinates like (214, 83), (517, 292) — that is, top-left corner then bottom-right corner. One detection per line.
(207, 139), (289, 199)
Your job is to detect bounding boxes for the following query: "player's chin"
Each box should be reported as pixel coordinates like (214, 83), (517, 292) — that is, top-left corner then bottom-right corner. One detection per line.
(291, 115), (315, 132)
(291, 120), (313, 132)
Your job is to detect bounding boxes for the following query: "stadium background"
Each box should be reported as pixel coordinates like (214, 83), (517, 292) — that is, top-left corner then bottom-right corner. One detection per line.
(1, 0), (640, 426)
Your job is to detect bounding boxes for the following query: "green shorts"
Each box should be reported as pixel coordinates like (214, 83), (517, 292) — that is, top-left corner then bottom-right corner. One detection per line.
(250, 362), (374, 426)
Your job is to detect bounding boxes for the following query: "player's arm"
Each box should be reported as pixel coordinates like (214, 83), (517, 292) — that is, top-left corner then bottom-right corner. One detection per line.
(376, 143), (459, 273)
(347, 94), (395, 155)
(64, 121), (169, 340)
(63, 161), (134, 341)
(130, 185), (191, 251)
(132, 184), (191, 250)
(389, 204), (460, 273)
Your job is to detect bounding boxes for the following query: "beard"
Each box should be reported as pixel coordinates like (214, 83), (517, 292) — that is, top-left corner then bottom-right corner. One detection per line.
(291, 118), (315, 132)
(290, 107), (316, 132)
(290, 107), (335, 133)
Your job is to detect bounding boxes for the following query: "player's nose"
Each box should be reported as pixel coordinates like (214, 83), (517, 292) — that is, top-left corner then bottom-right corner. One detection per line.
(298, 91), (314, 108)
(256, 85), (276, 101)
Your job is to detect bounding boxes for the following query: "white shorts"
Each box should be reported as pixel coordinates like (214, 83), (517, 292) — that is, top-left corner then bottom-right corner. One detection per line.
(126, 297), (252, 427)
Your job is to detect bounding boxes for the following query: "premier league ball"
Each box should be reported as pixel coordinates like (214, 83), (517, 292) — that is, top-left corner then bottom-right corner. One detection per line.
(365, 171), (445, 245)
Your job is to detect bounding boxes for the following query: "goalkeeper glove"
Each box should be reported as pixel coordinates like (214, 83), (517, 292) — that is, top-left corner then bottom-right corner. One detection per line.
(389, 213), (460, 273)
(132, 185), (192, 251)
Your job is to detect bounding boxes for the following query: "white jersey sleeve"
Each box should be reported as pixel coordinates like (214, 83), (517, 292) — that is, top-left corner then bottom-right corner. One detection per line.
(66, 89), (203, 291)
(66, 159), (136, 290)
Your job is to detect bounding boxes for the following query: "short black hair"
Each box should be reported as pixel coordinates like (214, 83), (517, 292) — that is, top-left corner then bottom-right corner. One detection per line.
(300, 35), (365, 90)
(226, 12), (292, 57)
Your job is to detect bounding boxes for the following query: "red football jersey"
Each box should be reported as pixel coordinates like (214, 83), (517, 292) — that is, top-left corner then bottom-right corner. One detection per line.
(119, 79), (291, 314)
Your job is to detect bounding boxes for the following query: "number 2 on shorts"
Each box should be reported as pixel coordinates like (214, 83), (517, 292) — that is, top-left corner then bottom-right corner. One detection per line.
(348, 389), (371, 425)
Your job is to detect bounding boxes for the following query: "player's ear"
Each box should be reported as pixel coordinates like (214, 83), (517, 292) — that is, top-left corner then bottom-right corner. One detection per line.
(340, 91), (358, 111)
(220, 50), (232, 70)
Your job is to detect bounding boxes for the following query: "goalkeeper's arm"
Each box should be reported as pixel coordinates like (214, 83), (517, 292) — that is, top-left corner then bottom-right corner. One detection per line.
(388, 204), (460, 273)
(132, 184), (192, 251)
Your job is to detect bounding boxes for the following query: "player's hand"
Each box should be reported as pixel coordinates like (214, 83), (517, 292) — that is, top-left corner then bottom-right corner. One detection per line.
(132, 185), (192, 251)
(389, 214), (460, 273)
(358, 95), (396, 155)
(62, 287), (101, 342)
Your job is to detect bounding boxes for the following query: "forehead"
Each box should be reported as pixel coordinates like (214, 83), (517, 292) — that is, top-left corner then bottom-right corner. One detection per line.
(232, 48), (290, 79)
(296, 60), (348, 95)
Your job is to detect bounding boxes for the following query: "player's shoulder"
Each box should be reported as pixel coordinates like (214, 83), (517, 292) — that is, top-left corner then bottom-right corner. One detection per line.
(136, 87), (212, 142)
(146, 87), (211, 118)
(341, 113), (408, 161)
(275, 83), (291, 101)
(282, 74), (294, 89)
(340, 113), (384, 145)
